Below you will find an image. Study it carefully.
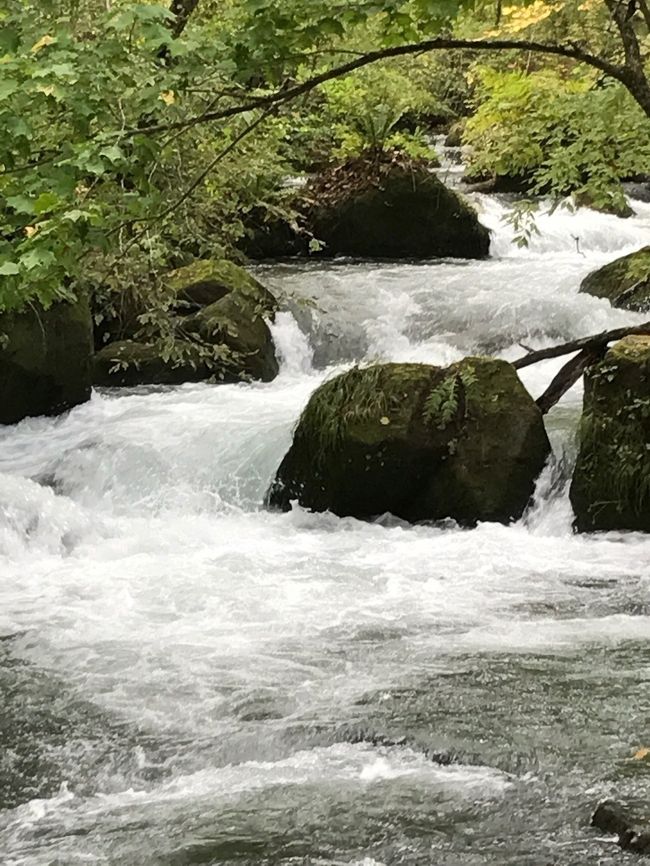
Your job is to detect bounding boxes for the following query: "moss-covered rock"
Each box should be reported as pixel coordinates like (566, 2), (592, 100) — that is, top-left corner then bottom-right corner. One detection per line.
(266, 358), (550, 524)
(309, 160), (490, 260)
(165, 259), (277, 315)
(0, 298), (93, 425)
(183, 293), (279, 383)
(93, 340), (212, 387)
(94, 258), (277, 346)
(444, 120), (465, 148)
(240, 154), (491, 261)
(580, 247), (650, 312)
(93, 259), (279, 387)
(570, 335), (650, 532)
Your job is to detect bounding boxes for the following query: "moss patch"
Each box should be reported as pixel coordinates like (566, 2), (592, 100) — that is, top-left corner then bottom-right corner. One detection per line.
(570, 335), (650, 531)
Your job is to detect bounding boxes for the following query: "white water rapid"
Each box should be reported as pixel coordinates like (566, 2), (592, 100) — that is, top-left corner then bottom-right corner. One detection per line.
(1, 196), (650, 866)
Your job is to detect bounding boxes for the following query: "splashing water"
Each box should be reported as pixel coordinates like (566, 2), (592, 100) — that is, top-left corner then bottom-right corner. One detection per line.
(1, 197), (649, 866)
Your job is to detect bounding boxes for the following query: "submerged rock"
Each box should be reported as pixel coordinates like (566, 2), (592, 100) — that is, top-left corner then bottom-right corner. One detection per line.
(93, 259), (279, 387)
(267, 358), (550, 524)
(591, 800), (650, 855)
(0, 298), (93, 425)
(570, 335), (650, 532)
(580, 247), (650, 312)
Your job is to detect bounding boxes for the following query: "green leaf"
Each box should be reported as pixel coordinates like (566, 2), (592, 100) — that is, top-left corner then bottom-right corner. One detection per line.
(6, 195), (35, 214)
(0, 261), (20, 275)
(20, 248), (56, 271)
(0, 79), (18, 101)
(33, 192), (61, 215)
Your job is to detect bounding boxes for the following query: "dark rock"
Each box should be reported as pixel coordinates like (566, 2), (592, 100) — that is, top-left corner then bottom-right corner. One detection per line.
(592, 800), (632, 836)
(94, 258), (277, 347)
(444, 120), (465, 148)
(309, 161), (490, 260)
(0, 298), (93, 425)
(580, 247), (650, 313)
(570, 336), (650, 532)
(93, 340), (212, 387)
(238, 207), (307, 259)
(591, 800), (650, 856)
(93, 260), (279, 387)
(267, 358), (550, 525)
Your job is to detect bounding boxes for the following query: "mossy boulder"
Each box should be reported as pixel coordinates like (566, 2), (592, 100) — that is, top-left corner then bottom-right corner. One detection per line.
(93, 259), (279, 387)
(580, 247), (650, 312)
(93, 340), (212, 388)
(0, 298), (93, 425)
(165, 259), (277, 315)
(267, 358), (550, 524)
(570, 336), (650, 532)
(94, 258), (277, 346)
(444, 120), (466, 148)
(309, 159), (490, 260)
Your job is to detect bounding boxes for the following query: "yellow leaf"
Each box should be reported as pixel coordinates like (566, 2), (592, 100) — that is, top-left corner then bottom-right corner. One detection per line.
(160, 90), (175, 106)
(31, 34), (56, 54)
(633, 747), (650, 760)
(24, 226), (38, 238)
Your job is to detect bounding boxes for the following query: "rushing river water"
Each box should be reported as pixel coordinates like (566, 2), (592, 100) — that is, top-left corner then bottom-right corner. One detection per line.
(2, 195), (650, 866)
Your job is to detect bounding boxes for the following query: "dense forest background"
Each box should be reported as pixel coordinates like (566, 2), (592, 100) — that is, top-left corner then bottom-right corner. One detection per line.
(1, 0), (649, 337)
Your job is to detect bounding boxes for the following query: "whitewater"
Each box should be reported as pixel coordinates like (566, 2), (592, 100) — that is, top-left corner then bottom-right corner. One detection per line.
(1, 195), (650, 865)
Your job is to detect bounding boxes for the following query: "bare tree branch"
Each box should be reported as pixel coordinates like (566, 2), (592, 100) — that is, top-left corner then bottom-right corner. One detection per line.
(168, 0), (201, 39)
(127, 36), (636, 140)
(535, 347), (605, 414)
(513, 321), (650, 370)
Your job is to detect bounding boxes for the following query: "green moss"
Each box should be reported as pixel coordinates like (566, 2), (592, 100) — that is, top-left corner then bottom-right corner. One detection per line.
(268, 357), (550, 525)
(296, 363), (434, 459)
(570, 336), (650, 530)
(580, 247), (650, 312)
(609, 334), (650, 362)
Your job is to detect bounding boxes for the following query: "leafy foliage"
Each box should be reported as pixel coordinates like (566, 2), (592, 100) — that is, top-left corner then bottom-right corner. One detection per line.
(464, 67), (650, 211)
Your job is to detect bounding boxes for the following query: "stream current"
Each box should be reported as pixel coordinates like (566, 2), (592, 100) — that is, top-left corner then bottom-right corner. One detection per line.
(1, 195), (650, 865)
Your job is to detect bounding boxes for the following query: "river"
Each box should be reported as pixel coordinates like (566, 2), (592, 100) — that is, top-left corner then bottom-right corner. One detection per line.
(1, 195), (650, 865)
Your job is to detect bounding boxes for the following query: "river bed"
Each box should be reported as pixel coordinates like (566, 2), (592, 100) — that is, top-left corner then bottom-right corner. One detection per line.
(1, 197), (650, 865)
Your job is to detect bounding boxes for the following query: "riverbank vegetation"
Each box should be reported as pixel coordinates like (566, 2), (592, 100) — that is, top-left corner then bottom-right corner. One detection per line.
(1, 0), (649, 318)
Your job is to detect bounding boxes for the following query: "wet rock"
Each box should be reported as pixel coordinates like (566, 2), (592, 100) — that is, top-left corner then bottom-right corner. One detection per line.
(0, 297), (93, 425)
(94, 258), (277, 347)
(444, 120), (465, 148)
(592, 800), (650, 855)
(267, 358), (550, 524)
(592, 799), (632, 835)
(570, 335), (650, 532)
(309, 156), (490, 260)
(241, 153), (490, 261)
(93, 340), (212, 387)
(93, 259), (279, 387)
(166, 258), (278, 315)
(580, 247), (650, 312)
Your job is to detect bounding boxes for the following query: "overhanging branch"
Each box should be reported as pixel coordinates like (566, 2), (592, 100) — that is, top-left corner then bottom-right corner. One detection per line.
(126, 37), (631, 139)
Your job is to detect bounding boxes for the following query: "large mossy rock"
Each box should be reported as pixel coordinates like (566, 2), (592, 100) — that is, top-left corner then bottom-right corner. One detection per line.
(570, 336), (650, 532)
(93, 259), (279, 387)
(267, 358), (550, 524)
(0, 298), (93, 425)
(309, 159), (490, 260)
(580, 247), (650, 312)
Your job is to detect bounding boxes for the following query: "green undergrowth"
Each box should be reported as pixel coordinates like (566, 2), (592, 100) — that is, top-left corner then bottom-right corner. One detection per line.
(579, 346), (650, 519)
